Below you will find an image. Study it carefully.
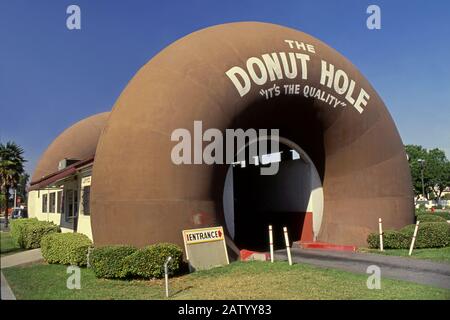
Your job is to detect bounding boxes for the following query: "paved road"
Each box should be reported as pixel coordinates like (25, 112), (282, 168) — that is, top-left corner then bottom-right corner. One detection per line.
(274, 248), (450, 290)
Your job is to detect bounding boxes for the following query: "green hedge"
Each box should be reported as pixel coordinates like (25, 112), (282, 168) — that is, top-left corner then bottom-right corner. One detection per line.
(90, 245), (137, 279)
(124, 243), (183, 279)
(433, 211), (450, 220)
(400, 222), (450, 248)
(10, 218), (60, 249)
(416, 214), (447, 223)
(367, 222), (450, 249)
(415, 210), (450, 220)
(415, 206), (427, 215)
(41, 233), (92, 266)
(367, 230), (410, 249)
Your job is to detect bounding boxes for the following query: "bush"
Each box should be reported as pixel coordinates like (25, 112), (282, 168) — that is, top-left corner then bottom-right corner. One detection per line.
(90, 245), (137, 279)
(124, 243), (183, 279)
(400, 222), (450, 248)
(10, 218), (37, 246)
(41, 233), (92, 266)
(415, 206), (427, 215)
(367, 221), (450, 249)
(433, 211), (450, 220)
(10, 218), (60, 249)
(367, 230), (410, 249)
(416, 214), (447, 223)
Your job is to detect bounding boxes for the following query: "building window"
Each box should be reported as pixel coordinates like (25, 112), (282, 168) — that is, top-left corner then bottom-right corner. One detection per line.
(57, 191), (63, 214)
(82, 186), (90, 215)
(49, 192), (56, 213)
(42, 194), (48, 213)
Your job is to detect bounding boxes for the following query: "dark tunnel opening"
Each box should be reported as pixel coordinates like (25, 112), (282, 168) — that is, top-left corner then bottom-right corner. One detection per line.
(232, 143), (313, 251)
(216, 95), (328, 252)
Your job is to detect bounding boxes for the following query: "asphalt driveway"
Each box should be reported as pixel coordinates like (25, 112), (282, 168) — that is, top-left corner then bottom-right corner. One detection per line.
(274, 248), (450, 290)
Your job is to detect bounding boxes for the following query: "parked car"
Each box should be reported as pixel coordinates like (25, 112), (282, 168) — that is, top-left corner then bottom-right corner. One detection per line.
(11, 208), (28, 219)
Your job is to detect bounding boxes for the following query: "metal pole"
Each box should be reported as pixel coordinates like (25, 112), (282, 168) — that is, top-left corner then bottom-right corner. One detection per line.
(283, 227), (292, 266)
(164, 256), (172, 298)
(378, 218), (384, 251)
(269, 225), (274, 263)
(13, 189), (17, 208)
(409, 221), (420, 256)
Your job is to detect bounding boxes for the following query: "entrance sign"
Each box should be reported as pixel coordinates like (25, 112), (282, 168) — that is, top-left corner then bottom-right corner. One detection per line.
(182, 226), (229, 271)
(184, 227), (224, 244)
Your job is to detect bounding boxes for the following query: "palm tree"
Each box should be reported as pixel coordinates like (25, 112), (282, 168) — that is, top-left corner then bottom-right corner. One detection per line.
(0, 142), (26, 228)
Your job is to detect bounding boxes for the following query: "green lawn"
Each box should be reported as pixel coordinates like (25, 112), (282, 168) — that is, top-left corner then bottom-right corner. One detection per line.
(0, 231), (22, 255)
(3, 261), (449, 300)
(359, 247), (450, 263)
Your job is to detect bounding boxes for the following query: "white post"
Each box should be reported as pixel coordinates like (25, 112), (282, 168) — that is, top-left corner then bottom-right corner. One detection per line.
(164, 256), (172, 298)
(283, 227), (293, 266)
(269, 225), (274, 263)
(378, 218), (384, 251)
(409, 221), (420, 256)
(13, 189), (17, 208)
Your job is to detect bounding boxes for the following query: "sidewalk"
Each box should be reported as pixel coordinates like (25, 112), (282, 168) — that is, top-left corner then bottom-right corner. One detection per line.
(1, 249), (43, 269)
(1, 248), (44, 300)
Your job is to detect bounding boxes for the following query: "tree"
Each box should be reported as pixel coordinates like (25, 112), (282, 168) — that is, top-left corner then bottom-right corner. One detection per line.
(405, 145), (450, 200)
(16, 173), (30, 204)
(427, 149), (450, 200)
(0, 141), (26, 227)
(0, 194), (5, 212)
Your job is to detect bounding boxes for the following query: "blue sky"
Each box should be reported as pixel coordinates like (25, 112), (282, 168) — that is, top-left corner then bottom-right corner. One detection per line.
(1, 0), (449, 176)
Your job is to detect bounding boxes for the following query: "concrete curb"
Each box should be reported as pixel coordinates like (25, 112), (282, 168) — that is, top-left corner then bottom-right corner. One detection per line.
(1, 248), (44, 301)
(1, 271), (16, 300)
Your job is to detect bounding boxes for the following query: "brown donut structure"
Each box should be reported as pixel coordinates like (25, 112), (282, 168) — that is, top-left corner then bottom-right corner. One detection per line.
(84, 22), (413, 249)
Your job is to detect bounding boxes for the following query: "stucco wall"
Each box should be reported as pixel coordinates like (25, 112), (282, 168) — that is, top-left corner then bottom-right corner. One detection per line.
(27, 172), (93, 241)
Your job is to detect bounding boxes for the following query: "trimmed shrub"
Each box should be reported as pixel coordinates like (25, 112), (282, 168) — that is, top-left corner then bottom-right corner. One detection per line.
(124, 243), (183, 279)
(41, 233), (92, 266)
(368, 222), (450, 249)
(416, 214), (447, 223)
(367, 232), (378, 249)
(400, 222), (450, 248)
(10, 218), (37, 246)
(415, 206), (427, 215)
(90, 245), (137, 279)
(10, 218), (60, 249)
(367, 230), (410, 249)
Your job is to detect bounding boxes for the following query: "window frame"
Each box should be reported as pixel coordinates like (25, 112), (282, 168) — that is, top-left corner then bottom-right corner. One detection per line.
(42, 194), (48, 213)
(57, 190), (63, 214)
(49, 192), (56, 213)
(81, 186), (91, 215)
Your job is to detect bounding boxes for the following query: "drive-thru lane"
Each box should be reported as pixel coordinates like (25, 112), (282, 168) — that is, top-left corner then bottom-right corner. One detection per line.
(274, 248), (450, 290)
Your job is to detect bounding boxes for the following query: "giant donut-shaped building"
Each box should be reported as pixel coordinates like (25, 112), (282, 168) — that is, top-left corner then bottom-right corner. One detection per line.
(30, 22), (414, 252)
